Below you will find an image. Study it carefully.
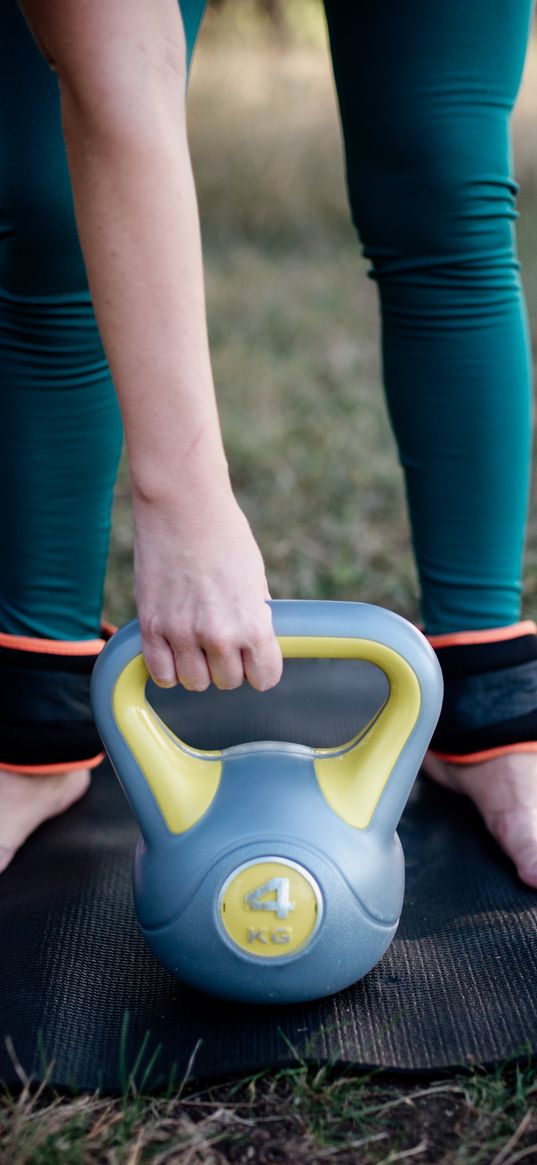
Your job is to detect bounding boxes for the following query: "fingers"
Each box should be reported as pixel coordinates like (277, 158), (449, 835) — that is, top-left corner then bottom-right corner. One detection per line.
(204, 644), (245, 691)
(202, 606), (282, 691)
(140, 609), (283, 693)
(141, 627), (212, 690)
(141, 629), (178, 688)
(172, 648), (212, 692)
(242, 625), (283, 692)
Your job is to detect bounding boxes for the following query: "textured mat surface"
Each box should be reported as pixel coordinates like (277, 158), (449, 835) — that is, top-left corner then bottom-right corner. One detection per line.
(2, 663), (537, 1089)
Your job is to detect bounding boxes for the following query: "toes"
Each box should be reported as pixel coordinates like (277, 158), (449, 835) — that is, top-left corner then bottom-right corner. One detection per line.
(517, 863), (537, 890)
(0, 845), (15, 875)
(489, 808), (537, 888)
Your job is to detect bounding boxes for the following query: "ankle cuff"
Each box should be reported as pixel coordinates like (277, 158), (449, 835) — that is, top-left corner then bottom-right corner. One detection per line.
(428, 622), (537, 764)
(0, 625), (115, 774)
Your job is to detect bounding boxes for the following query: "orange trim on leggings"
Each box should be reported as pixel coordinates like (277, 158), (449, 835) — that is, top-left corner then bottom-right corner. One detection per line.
(0, 751), (105, 775)
(100, 620), (117, 639)
(427, 621), (537, 649)
(430, 741), (537, 765)
(0, 632), (105, 654)
(0, 627), (116, 654)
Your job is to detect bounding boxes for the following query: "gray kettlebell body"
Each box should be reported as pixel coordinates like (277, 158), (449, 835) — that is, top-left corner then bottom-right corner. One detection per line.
(91, 600), (443, 1003)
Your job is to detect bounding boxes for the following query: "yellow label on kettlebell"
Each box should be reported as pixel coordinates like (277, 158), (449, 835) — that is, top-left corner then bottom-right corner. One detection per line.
(219, 859), (322, 959)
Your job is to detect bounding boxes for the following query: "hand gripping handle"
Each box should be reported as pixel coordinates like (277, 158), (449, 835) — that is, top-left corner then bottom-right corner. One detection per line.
(91, 600), (443, 842)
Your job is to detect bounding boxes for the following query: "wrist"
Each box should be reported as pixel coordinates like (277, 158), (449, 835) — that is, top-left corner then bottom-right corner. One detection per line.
(130, 447), (233, 515)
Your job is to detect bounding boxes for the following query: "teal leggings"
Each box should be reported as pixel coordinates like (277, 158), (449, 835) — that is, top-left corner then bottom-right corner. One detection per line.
(0, 1), (534, 640)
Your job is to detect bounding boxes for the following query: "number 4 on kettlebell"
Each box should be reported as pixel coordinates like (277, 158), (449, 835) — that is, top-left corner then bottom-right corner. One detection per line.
(244, 877), (295, 920)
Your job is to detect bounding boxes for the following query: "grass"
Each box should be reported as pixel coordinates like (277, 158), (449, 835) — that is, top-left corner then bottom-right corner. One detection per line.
(5, 5), (537, 1163)
(1, 1059), (537, 1163)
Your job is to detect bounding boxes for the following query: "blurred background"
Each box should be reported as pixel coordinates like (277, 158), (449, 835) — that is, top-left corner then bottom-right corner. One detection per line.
(104, 0), (537, 628)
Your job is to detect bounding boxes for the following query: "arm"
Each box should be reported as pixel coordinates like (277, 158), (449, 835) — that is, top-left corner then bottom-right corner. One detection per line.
(18, 0), (282, 691)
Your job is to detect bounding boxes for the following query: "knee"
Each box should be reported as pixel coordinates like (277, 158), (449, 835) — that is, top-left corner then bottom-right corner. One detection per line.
(345, 111), (519, 281)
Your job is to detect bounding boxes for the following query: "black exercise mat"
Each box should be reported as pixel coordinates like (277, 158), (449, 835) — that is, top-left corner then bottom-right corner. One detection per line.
(1, 662), (537, 1089)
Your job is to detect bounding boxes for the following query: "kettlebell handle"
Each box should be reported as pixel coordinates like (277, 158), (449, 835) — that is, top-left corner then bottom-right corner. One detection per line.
(91, 600), (443, 841)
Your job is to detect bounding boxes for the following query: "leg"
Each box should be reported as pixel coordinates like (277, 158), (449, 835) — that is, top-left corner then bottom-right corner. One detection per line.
(0, 1), (206, 872)
(0, 3), (122, 871)
(324, 0), (537, 883)
(0, 0), (207, 643)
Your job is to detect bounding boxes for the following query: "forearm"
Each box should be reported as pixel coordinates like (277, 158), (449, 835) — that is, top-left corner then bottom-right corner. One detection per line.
(16, 0), (282, 693)
(62, 99), (229, 506)
(19, 0), (230, 507)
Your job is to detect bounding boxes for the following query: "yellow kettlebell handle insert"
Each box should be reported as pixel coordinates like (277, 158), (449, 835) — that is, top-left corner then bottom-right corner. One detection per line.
(112, 634), (421, 834)
(281, 636), (421, 829)
(113, 654), (223, 834)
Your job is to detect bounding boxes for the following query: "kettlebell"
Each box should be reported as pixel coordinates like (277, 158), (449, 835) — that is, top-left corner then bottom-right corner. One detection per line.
(91, 600), (443, 1004)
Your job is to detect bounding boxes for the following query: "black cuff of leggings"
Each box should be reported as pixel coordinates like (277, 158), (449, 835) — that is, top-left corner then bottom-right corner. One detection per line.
(0, 624), (115, 771)
(428, 622), (537, 761)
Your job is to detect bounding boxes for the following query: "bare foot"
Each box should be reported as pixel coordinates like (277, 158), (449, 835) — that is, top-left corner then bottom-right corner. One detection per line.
(0, 768), (90, 875)
(422, 751), (537, 889)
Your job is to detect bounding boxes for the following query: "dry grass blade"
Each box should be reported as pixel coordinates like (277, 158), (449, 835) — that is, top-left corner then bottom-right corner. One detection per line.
(361, 1082), (465, 1119)
(151, 1111), (230, 1165)
(176, 1039), (204, 1099)
(3, 1039), (29, 1090)
(376, 1140), (428, 1165)
(126, 1126), (147, 1165)
(501, 1147), (537, 1165)
(492, 1112), (535, 1165)
(313, 1131), (389, 1158)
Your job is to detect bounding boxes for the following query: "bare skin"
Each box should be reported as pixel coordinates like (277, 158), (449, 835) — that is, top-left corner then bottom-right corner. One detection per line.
(423, 751), (537, 889)
(0, 768), (90, 875)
